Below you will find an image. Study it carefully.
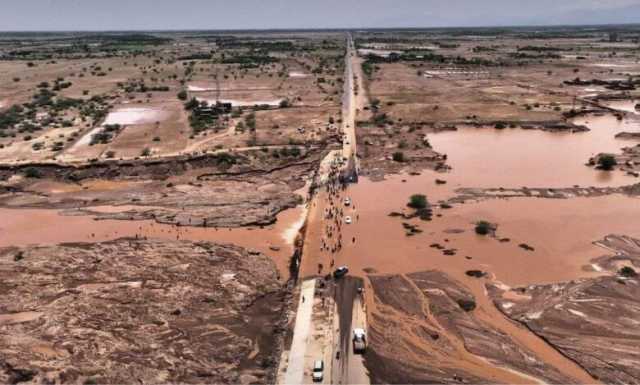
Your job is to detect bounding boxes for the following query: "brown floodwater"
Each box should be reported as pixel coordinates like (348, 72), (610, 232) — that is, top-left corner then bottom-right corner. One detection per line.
(428, 115), (639, 189)
(299, 113), (640, 382)
(305, 173), (640, 287)
(0, 204), (306, 281)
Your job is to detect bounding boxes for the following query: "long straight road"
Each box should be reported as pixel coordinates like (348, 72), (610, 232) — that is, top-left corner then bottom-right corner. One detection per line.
(342, 34), (358, 166)
(279, 33), (369, 385)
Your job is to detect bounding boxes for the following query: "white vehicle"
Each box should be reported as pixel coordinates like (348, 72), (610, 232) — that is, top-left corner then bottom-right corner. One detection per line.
(352, 328), (367, 353)
(344, 197), (351, 206)
(312, 360), (324, 382)
(345, 216), (352, 224)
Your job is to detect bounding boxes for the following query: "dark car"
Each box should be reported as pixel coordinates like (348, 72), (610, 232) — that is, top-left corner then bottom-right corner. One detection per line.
(333, 266), (349, 278)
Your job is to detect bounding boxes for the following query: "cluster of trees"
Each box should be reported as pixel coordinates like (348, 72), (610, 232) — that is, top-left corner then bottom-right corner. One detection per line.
(90, 124), (122, 145)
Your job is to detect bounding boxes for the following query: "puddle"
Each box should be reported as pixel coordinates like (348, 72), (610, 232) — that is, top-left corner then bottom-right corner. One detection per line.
(357, 48), (400, 58)
(588, 62), (638, 68)
(188, 85), (216, 92)
(71, 107), (169, 148)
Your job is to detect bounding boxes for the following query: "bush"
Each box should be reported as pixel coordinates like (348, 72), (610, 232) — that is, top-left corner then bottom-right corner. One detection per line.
(23, 167), (42, 178)
(475, 221), (494, 235)
(184, 98), (199, 110)
(279, 99), (291, 108)
(177, 90), (188, 101)
(457, 299), (476, 312)
(597, 154), (617, 170)
(408, 194), (428, 209)
(619, 266), (637, 277)
(392, 151), (405, 162)
(495, 122), (506, 129)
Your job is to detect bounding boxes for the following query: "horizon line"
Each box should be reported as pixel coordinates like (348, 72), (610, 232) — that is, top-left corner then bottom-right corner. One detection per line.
(1, 22), (639, 34)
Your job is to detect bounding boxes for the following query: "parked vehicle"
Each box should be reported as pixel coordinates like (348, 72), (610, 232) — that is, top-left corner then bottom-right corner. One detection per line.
(344, 197), (351, 206)
(345, 216), (352, 224)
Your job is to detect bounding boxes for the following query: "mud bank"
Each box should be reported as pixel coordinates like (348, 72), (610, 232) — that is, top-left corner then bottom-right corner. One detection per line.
(450, 182), (640, 203)
(365, 271), (591, 384)
(0, 151), (321, 228)
(0, 239), (285, 384)
(490, 235), (640, 384)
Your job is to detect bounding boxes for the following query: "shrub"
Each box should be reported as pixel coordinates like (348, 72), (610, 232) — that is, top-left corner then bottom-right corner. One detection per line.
(597, 154), (617, 170)
(619, 266), (637, 277)
(177, 90), (188, 101)
(279, 99), (291, 108)
(392, 151), (405, 162)
(475, 221), (494, 235)
(24, 167), (42, 178)
(408, 194), (428, 209)
(457, 299), (476, 312)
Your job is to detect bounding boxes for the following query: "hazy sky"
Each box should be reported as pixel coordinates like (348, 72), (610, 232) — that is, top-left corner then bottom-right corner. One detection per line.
(3, 0), (640, 31)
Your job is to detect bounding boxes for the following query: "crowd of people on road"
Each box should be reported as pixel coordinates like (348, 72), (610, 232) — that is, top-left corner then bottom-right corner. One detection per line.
(316, 155), (359, 275)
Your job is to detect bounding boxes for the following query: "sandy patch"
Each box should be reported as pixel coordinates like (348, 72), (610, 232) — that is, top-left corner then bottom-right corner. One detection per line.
(103, 107), (168, 126)
(289, 71), (309, 78)
(199, 97), (283, 107)
(0, 311), (43, 326)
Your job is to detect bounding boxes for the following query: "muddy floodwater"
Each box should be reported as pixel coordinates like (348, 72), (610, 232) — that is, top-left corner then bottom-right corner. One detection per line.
(329, 174), (640, 286)
(302, 113), (640, 286)
(0, 204), (305, 280)
(300, 112), (640, 383)
(428, 115), (639, 189)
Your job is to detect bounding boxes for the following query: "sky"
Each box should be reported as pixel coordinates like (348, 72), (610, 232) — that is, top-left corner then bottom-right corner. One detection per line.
(2, 0), (640, 31)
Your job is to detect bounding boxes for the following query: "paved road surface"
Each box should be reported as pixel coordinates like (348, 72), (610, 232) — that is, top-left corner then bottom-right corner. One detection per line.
(283, 279), (316, 385)
(333, 277), (370, 385)
(342, 34), (358, 166)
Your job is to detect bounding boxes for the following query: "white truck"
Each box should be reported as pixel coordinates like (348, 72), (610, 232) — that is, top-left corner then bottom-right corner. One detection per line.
(352, 328), (367, 354)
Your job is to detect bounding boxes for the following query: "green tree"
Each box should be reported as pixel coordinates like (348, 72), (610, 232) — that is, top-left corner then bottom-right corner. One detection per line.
(619, 266), (637, 277)
(408, 194), (428, 209)
(23, 167), (42, 178)
(597, 154), (617, 170)
(475, 221), (494, 235)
